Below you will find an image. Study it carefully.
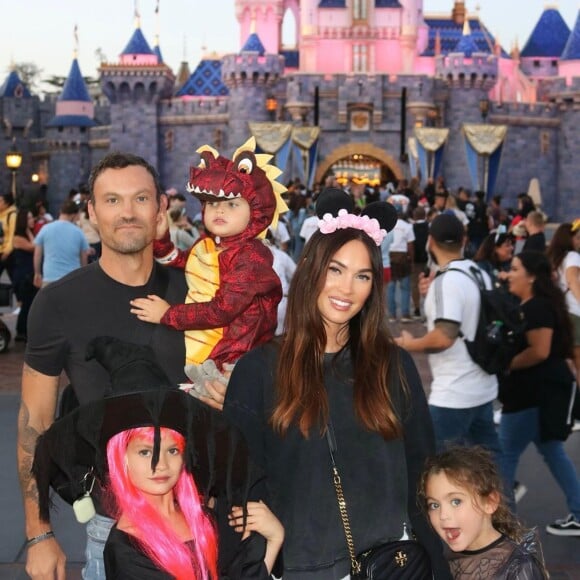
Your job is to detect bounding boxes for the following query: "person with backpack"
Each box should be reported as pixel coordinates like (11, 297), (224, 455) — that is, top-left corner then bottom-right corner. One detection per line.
(394, 214), (501, 462)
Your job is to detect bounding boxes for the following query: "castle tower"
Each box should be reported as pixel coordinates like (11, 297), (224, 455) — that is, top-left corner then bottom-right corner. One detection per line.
(235, 0), (285, 55)
(221, 32), (284, 148)
(520, 6), (571, 79)
(46, 56), (95, 206)
(559, 9), (580, 82)
(100, 18), (175, 164)
(436, 19), (498, 187)
(400, 0), (425, 73)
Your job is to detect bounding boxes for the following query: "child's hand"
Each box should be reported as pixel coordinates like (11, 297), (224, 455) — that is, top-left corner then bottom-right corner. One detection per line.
(229, 501), (284, 573)
(130, 295), (170, 324)
(229, 501), (284, 544)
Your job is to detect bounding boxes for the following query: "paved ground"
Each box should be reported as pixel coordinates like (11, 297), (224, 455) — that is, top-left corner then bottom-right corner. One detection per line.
(1, 308), (579, 579)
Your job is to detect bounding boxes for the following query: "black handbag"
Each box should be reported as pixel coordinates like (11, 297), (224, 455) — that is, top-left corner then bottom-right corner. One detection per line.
(325, 424), (432, 580)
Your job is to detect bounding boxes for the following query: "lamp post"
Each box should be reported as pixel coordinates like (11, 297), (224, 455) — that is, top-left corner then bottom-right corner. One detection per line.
(5, 140), (23, 197)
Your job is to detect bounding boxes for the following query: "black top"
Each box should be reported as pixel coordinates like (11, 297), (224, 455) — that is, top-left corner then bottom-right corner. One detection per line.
(413, 221), (429, 263)
(522, 233), (546, 253)
(499, 296), (571, 413)
(104, 525), (270, 579)
(224, 343), (450, 580)
(25, 261), (188, 405)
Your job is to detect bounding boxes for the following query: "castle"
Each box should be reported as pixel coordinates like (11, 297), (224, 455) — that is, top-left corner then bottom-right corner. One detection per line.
(0, 0), (579, 220)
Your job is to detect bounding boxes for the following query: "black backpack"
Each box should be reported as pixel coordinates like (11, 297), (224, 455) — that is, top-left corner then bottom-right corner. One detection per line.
(442, 266), (525, 376)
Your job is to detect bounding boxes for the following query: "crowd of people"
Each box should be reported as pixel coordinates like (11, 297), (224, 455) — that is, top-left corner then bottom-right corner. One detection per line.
(5, 151), (579, 580)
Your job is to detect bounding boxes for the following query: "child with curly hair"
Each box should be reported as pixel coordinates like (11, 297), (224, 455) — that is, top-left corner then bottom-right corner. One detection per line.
(419, 447), (547, 579)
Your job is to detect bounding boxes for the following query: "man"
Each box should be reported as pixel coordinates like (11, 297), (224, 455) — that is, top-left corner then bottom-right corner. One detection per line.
(432, 190), (448, 213)
(522, 210), (546, 253)
(0, 192), (17, 282)
(17, 153), (187, 579)
(394, 213), (500, 458)
(33, 200), (90, 287)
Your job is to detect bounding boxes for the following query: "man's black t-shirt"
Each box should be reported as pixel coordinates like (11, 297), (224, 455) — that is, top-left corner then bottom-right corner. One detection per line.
(25, 261), (188, 404)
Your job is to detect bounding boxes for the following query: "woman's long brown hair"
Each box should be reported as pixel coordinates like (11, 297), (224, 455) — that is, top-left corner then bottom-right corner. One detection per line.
(271, 228), (405, 439)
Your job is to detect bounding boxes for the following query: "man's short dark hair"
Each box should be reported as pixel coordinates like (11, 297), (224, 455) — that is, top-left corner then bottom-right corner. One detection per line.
(60, 200), (80, 215)
(88, 152), (163, 203)
(0, 192), (15, 207)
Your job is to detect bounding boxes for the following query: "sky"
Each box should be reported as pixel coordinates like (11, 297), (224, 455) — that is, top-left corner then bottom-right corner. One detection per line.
(0, 0), (577, 93)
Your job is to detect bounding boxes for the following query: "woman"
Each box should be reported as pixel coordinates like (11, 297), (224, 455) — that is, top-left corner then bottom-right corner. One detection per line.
(547, 221), (580, 381)
(219, 194), (449, 579)
(473, 229), (514, 287)
(11, 209), (38, 341)
(499, 251), (580, 536)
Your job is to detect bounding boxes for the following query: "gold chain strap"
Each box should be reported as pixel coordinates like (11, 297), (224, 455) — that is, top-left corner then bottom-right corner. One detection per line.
(331, 465), (361, 575)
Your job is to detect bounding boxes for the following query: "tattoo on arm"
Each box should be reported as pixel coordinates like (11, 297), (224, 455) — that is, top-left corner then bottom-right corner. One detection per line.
(424, 321), (460, 354)
(17, 402), (41, 504)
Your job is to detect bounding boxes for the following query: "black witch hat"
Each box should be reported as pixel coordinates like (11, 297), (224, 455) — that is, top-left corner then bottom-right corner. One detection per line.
(32, 336), (254, 522)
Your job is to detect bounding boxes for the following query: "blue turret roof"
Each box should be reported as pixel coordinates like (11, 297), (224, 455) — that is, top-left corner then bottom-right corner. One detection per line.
(46, 115), (96, 128)
(422, 18), (508, 58)
(154, 44), (163, 63)
(318, 0), (345, 7)
(561, 10), (580, 61)
(241, 33), (266, 55)
(521, 8), (571, 58)
(375, 0), (402, 6)
(175, 59), (229, 98)
(452, 30), (480, 57)
(121, 26), (154, 55)
(0, 71), (32, 98)
(59, 59), (91, 102)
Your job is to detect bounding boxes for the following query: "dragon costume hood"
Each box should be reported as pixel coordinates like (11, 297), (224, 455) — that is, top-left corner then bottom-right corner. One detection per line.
(186, 137), (288, 245)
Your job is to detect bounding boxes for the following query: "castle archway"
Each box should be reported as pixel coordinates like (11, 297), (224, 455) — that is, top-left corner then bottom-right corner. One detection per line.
(315, 142), (404, 187)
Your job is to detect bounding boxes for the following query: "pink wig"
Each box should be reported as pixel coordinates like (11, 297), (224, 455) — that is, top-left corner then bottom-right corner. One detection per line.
(107, 427), (218, 580)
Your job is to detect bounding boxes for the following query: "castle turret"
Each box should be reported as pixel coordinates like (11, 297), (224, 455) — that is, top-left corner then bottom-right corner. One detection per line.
(436, 18), (498, 187)
(46, 57), (95, 207)
(235, 0), (285, 55)
(222, 32), (284, 146)
(520, 6), (571, 78)
(560, 9), (580, 81)
(100, 18), (175, 164)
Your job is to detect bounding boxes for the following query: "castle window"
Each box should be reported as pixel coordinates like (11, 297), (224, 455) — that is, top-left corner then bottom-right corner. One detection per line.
(353, 0), (368, 22)
(533, 60), (540, 68)
(551, 60), (557, 67)
(353, 44), (368, 72)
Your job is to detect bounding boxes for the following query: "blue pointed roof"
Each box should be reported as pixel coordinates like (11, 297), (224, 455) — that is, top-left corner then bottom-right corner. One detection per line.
(59, 59), (91, 102)
(154, 44), (163, 63)
(175, 59), (229, 98)
(0, 71), (31, 98)
(241, 33), (266, 55)
(521, 8), (571, 58)
(561, 11), (580, 61)
(452, 30), (480, 57)
(422, 17), (508, 58)
(318, 0), (346, 6)
(121, 26), (154, 55)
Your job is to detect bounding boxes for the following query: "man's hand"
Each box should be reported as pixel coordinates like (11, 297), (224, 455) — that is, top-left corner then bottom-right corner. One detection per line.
(26, 537), (66, 580)
(418, 269), (435, 297)
(130, 295), (170, 324)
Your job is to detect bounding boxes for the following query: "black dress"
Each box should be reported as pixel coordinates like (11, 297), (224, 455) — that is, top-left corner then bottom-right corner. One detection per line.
(104, 525), (270, 579)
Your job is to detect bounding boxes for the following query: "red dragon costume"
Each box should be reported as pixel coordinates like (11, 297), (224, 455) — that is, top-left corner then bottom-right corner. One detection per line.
(154, 138), (287, 386)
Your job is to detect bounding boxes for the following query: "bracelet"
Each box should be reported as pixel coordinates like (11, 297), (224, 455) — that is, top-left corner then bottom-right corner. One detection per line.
(26, 531), (55, 547)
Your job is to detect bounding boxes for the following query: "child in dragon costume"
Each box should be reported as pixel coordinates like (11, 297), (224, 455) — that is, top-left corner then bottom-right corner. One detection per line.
(130, 137), (287, 396)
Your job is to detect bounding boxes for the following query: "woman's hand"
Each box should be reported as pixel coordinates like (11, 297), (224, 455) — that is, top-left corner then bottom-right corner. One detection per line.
(129, 295), (170, 324)
(199, 368), (232, 411)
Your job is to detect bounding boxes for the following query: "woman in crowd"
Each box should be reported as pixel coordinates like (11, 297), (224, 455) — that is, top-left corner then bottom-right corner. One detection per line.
(11, 209), (37, 341)
(473, 229), (514, 287)
(215, 193), (450, 579)
(499, 251), (580, 536)
(547, 221), (580, 381)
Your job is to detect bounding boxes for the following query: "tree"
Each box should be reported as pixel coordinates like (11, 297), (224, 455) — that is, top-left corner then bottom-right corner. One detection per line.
(11, 62), (43, 92)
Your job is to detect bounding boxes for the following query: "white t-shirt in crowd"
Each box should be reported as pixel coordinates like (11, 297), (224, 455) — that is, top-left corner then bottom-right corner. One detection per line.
(424, 259), (498, 409)
(269, 221), (291, 249)
(558, 251), (580, 317)
(389, 219), (415, 253)
(299, 215), (319, 244)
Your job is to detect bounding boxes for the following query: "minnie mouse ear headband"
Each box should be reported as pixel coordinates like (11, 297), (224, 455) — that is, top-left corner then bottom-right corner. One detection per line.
(315, 187), (397, 245)
(32, 337), (253, 522)
(572, 219), (580, 233)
